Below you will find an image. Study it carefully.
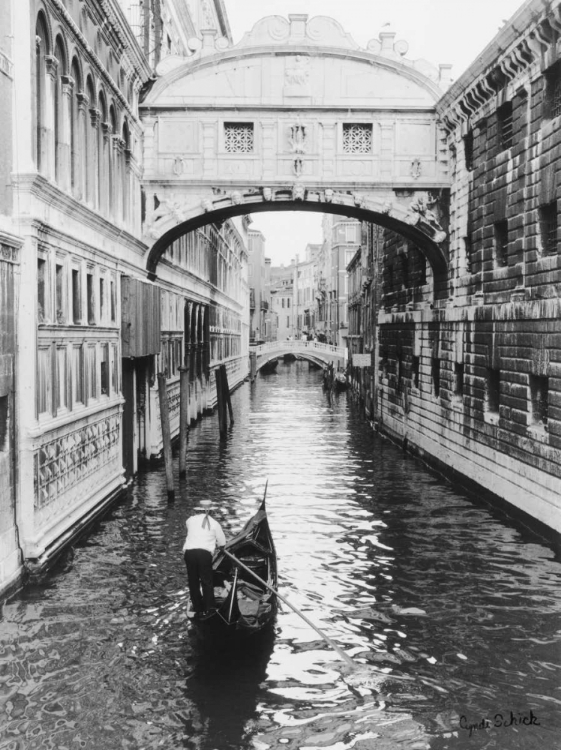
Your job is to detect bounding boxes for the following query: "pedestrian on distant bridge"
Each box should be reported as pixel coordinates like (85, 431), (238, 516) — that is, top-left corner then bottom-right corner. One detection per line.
(183, 503), (226, 619)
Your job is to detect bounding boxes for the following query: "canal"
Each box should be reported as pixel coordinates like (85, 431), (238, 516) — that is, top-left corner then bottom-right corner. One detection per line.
(1, 362), (560, 750)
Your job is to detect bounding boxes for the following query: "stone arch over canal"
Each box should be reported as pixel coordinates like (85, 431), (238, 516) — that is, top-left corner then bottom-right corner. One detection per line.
(140, 13), (452, 295)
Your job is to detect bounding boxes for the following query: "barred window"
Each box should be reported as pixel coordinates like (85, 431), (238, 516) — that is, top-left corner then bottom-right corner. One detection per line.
(545, 63), (561, 119)
(540, 201), (558, 255)
(464, 130), (474, 171)
(494, 220), (508, 267)
(529, 374), (548, 427)
(343, 123), (372, 154)
(224, 122), (254, 153)
(497, 102), (513, 150)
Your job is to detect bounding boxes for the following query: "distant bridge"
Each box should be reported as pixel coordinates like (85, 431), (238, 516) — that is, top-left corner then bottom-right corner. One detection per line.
(250, 340), (347, 372)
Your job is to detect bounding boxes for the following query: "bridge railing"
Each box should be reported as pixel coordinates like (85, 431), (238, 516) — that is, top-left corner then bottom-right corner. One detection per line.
(250, 340), (346, 358)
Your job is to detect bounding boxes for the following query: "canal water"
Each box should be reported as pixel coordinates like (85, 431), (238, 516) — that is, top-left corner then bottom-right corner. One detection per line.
(1, 362), (561, 750)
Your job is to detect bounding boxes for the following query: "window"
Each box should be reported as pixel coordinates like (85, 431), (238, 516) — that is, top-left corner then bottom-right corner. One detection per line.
(464, 235), (473, 273)
(486, 368), (500, 415)
(72, 344), (84, 405)
(529, 375), (548, 428)
(71, 268), (81, 323)
(497, 102), (513, 150)
(86, 345), (97, 401)
(87, 272), (95, 324)
(110, 279), (116, 322)
(286, 316), (290, 327)
(55, 263), (65, 323)
(539, 201), (558, 255)
(37, 346), (52, 416)
(494, 220), (508, 267)
(100, 343), (109, 396)
(282, 298), (285, 308)
(111, 344), (119, 394)
(37, 257), (47, 322)
(454, 363), (464, 397)
(544, 62), (561, 119)
(224, 122), (254, 153)
(0, 396), (8, 452)
(287, 299), (290, 308)
(431, 357), (440, 397)
(464, 129), (474, 171)
(99, 277), (105, 322)
(342, 123), (372, 153)
(412, 356), (420, 389)
(56, 346), (67, 411)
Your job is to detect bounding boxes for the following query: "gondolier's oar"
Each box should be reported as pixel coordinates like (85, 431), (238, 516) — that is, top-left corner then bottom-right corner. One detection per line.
(223, 549), (356, 669)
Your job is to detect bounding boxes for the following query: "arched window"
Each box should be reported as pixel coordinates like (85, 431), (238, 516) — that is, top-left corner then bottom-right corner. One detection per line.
(35, 14), (50, 172)
(85, 77), (96, 206)
(109, 105), (117, 218)
(53, 37), (66, 184)
(97, 91), (107, 212)
(122, 120), (130, 223)
(70, 58), (81, 196)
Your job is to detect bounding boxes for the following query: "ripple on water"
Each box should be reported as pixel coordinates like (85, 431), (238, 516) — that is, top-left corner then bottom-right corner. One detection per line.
(1, 363), (560, 750)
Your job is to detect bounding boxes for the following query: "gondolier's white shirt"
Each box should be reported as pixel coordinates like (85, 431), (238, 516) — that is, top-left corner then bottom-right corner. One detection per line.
(183, 513), (226, 554)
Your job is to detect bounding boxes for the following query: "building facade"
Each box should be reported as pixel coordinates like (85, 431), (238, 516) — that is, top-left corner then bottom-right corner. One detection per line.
(374, 0), (561, 533)
(0, 0), (249, 596)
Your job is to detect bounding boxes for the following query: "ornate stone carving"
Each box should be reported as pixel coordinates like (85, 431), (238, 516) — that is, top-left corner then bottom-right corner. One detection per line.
(284, 55), (311, 95)
(410, 159), (422, 179)
(323, 189), (334, 203)
(292, 183), (305, 201)
(201, 199), (213, 212)
(230, 191), (243, 205)
(293, 158), (304, 177)
(381, 201), (393, 215)
(353, 193), (367, 208)
(262, 187), (273, 201)
(288, 123), (307, 154)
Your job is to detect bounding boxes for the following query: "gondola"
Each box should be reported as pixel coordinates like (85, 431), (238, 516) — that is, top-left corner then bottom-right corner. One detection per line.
(190, 491), (277, 639)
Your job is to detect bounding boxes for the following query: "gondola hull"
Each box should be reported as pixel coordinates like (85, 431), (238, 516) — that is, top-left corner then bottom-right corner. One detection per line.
(190, 498), (277, 640)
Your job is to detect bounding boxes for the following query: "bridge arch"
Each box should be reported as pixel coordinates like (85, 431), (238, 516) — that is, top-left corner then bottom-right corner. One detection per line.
(252, 340), (346, 372)
(140, 14), (452, 294)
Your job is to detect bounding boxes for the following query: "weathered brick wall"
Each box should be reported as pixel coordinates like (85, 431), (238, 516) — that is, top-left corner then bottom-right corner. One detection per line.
(375, 0), (561, 533)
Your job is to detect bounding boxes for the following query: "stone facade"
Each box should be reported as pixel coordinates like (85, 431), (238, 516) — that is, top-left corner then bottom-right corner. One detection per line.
(375, 0), (561, 534)
(0, 0), (249, 597)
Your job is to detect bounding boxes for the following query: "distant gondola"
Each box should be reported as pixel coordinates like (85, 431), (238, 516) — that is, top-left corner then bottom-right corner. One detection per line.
(190, 495), (277, 639)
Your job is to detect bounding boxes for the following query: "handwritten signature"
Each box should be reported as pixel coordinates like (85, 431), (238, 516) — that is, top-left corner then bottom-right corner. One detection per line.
(460, 711), (540, 737)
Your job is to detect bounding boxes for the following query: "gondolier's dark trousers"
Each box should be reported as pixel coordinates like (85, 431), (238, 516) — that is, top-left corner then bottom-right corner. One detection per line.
(184, 549), (215, 612)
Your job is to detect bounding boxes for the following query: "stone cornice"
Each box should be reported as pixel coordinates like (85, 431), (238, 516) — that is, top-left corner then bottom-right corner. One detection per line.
(13, 173), (147, 257)
(437, 0), (561, 130)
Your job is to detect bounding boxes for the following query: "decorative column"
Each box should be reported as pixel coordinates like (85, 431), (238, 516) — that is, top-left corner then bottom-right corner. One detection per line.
(44, 55), (58, 181)
(112, 135), (125, 223)
(76, 91), (89, 201)
(59, 75), (74, 192)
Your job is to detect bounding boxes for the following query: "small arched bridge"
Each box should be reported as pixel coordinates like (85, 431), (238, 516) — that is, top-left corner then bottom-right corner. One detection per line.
(251, 340), (346, 372)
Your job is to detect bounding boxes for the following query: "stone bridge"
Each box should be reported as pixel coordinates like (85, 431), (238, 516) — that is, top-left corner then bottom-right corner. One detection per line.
(251, 340), (346, 371)
(140, 14), (452, 295)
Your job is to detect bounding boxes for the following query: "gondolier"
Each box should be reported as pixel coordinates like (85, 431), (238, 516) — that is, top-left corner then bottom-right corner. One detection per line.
(183, 504), (226, 619)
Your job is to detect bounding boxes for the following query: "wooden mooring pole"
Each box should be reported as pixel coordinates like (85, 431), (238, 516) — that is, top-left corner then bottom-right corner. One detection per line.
(178, 365), (189, 478)
(157, 373), (175, 500)
(215, 367), (227, 439)
(221, 364), (234, 426)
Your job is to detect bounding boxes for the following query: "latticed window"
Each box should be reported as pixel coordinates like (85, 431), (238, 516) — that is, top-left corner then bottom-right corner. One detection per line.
(342, 123), (372, 153)
(224, 122), (254, 153)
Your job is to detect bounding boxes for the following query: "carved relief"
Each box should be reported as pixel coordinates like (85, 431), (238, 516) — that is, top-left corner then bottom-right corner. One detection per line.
(323, 189), (334, 203)
(288, 123), (307, 154)
(230, 191), (243, 205)
(410, 159), (422, 179)
(292, 183), (306, 201)
(262, 187), (273, 201)
(284, 55), (311, 96)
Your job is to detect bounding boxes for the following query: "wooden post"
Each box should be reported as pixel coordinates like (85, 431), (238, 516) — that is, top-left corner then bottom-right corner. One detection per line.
(221, 364), (234, 426)
(215, 367), (227, 439)
(157, 373), (175, 500)
(250, 351), (257, 381)
(179, 365), (189, 478)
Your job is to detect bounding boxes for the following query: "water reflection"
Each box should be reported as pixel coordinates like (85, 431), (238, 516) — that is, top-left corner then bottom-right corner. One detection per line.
(1, 362), (560, 750)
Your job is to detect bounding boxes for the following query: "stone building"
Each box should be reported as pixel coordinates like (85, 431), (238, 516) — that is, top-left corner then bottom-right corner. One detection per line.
(0, 0), (249, 597)
(376, 0), (561, 533)
(269, 264), (295, 341)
